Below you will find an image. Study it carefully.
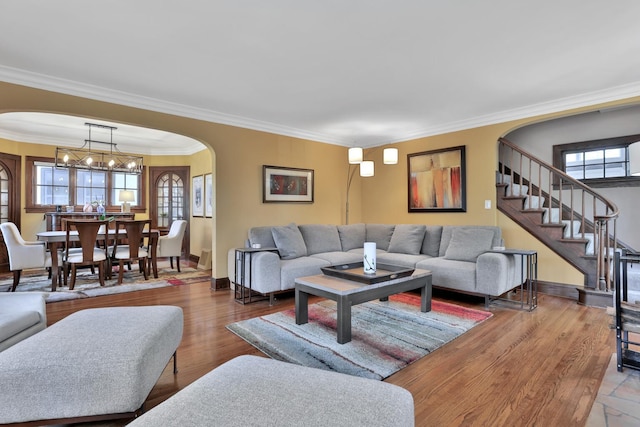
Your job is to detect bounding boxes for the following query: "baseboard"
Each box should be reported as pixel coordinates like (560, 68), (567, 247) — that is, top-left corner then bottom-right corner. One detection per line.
(212, 277), (230, 291)
(537, 280), (580, 300)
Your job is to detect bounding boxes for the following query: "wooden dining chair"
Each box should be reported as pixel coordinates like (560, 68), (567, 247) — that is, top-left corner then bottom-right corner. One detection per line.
(111, 219), (152, 285)
(62, 220), (109, 290)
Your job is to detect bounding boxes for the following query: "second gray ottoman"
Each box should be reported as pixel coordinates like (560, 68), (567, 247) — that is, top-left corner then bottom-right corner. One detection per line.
(128, 355), (414, 427)
(0, 305), (183, 425)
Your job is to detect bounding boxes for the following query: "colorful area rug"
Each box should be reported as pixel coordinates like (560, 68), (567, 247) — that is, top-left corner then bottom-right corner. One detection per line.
(0, 265), (210, 303)
(227, 293), (492, 380)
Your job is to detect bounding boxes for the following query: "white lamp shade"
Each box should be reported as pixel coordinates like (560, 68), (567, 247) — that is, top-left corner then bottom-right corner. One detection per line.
(359, 160), (374, 177)
(118, 190), (135, 202)
(118, 190), (135, 213)
(348, 147), (363, 164)
(383, 148), (398, 164)
(629, 142), (640, 176)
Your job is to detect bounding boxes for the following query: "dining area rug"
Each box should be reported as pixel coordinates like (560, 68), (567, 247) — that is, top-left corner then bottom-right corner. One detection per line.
(0, 264), (210, 303)
(227, 293), (493, 380)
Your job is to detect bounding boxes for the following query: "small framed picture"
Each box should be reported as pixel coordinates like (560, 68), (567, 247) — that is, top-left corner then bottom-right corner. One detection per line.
(192, 175), (204, 217)
(205, 173), (213, 217)
(263, 165), (314, 203)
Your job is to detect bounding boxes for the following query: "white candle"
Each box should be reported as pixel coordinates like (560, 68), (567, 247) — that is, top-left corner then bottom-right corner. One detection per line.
(363, 242), (376, 274)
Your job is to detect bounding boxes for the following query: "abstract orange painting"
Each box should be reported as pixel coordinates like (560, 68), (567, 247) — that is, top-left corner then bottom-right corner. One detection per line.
(408, 146), (466, 212)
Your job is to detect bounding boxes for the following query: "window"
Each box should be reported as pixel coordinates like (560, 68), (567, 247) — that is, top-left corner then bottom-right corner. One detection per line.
(553, 134), (640, 188)
(76, 169), (107, 205)
(34, 162), (70, 205)
(26, 156), (145, 213)
(564, 147), (627, 180)
(112, 172), (140, 206)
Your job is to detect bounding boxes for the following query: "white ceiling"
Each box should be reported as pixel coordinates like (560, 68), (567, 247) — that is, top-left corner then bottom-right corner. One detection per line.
(1, 0), (640, 153)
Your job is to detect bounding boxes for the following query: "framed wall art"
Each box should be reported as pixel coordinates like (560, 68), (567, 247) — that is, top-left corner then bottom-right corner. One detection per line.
(204, 173), (213, 217)
(263, 165), (314, 203)
(408, 145), (466, 212)
(192, 175), (204, 217)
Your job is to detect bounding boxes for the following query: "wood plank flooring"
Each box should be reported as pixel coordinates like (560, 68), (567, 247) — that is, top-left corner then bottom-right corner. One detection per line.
(42, 274), (614, 427)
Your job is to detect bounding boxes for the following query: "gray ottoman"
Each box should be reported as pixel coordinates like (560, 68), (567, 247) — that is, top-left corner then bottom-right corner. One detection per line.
(128, 355), (414, 427)
(0, 305), (183, 425)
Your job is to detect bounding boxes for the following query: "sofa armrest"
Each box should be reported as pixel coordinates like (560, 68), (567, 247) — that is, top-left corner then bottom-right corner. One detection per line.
(475, 252), (522, 297)
(0, 293), (47, 324)
(227, 249), (282, 295)
(250, 251), (282, 294)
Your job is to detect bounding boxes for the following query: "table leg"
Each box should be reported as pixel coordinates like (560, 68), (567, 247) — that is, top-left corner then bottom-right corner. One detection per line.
(295, 288), (309, 325)
(336, 295), (352, 344)
(151, 232), (159, 278)
(421, 278), (432, 312)
(49, 242), (61, 292)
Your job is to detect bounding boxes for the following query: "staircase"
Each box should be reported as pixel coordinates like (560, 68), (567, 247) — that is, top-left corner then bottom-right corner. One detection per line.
(497, 138), (620, 304)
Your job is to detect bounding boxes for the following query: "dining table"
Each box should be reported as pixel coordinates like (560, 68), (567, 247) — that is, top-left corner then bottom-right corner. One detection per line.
(36, 227), (161, 291)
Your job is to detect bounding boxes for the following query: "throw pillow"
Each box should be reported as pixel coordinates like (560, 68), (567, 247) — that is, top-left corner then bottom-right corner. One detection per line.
(365, 224), (395, 251)
(337, 223), (366, 251)
(387, 224), (426, 254)
(421, 225), (443, 257)
(299, 224), (342, 255)
(248, 226), (277, 248)
(271, 223), (307, 260)
(444, 228), (494, 262)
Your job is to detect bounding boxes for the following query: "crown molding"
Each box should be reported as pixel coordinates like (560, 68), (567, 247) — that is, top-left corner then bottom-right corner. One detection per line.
(0, 65), (349, 147)
(386, 81), (640, 145)
(2, 65), (640, 149)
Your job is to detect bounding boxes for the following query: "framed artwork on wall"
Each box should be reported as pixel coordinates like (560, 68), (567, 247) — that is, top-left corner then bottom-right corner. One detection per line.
(204, 173), (213, 217)
(192, 175), (204, 217)
(263, 165), (314, 203)
(408, 145), (466, 212)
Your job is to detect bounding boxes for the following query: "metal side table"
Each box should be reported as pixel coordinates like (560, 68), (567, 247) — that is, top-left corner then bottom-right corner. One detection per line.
(488, 249), (537, 311)
(234, 247), (278, 304)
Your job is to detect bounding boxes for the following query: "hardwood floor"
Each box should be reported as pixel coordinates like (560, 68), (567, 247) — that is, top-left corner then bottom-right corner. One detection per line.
(42, 275), (614, 427)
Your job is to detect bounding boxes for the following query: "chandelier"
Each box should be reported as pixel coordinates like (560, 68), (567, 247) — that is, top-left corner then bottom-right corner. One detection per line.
(54, 122), (143, 174)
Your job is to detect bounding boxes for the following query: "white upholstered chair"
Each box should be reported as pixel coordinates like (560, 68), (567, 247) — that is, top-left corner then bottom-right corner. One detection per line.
(155, 220), (187, 272)
(0, 222), (61, 292)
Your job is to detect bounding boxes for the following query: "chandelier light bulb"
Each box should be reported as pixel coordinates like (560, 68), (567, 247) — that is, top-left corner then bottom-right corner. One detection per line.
(63, 154), (69, 163)
(86, 156), (93, 165)
(108, 159), (115, 167)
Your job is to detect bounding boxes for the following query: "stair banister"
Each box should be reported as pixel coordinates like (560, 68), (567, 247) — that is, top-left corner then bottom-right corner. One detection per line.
(498, 137), (619, 291)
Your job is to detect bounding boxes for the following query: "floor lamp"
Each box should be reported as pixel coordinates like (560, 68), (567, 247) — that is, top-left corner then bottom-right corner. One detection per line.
(345, 147), (397, 224)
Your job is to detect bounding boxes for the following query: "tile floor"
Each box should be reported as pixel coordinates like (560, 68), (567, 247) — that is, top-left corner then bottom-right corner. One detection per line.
(586, 354), (640, 427)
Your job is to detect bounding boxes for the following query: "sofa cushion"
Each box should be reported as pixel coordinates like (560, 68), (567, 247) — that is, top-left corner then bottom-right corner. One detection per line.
(444, 228), (494, 262)
(365, 224), (395, 251)
(310, 251), (362, 265)
(416, 257), (477, 293)
(421, 225), (443, 257)
(387, 224), (426, 255)
(337, 223), (366, 251)
(299, 224), (342, 255)
(280, 257), (330, 290)
(272, 223), (307, 260)
(376, 252), (431, 269)
(0, 311), (42, 343)
(249, 226), (277, 248)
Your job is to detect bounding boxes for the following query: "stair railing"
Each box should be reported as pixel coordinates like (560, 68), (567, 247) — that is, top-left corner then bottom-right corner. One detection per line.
(498, 137), (619, 291)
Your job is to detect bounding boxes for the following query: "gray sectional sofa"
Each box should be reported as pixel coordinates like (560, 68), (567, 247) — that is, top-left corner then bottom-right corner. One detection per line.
(228, 223), (522, 303)
(0, 293), (47, 352)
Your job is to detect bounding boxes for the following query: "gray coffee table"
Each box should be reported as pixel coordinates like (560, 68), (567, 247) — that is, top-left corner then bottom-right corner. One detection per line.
(295, 269), (432, 344)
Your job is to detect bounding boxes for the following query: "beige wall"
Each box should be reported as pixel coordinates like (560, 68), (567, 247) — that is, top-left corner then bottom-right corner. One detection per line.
(1, 81), (638, 288)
